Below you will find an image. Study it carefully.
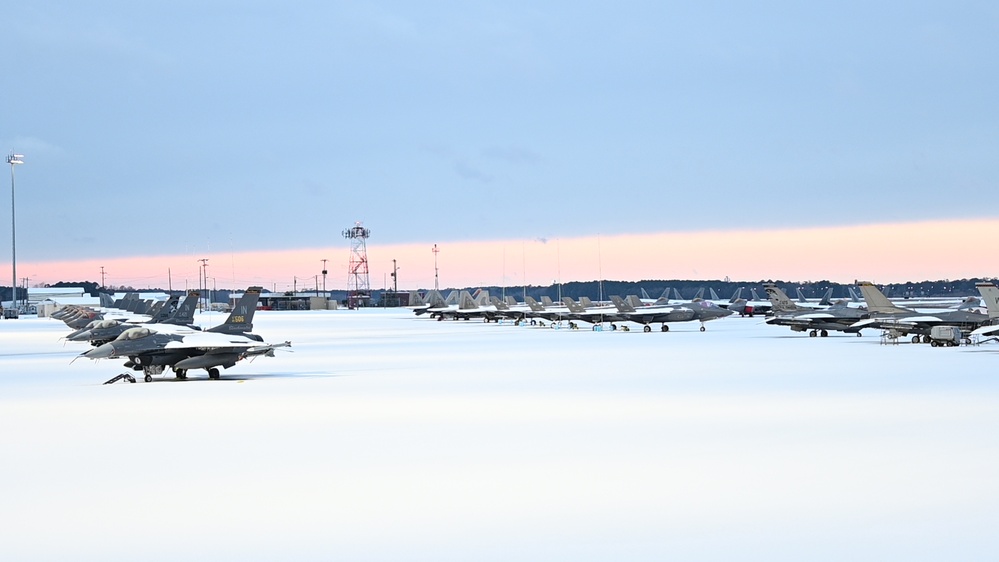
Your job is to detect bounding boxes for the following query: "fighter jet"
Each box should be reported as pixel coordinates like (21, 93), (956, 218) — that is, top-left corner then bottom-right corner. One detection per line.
(610, 295), (731, 332)
(80, 287), (289, 382)
(67, 291), (201, 346)
(849, 281), (988, 343)
(762, 284), (869, 337)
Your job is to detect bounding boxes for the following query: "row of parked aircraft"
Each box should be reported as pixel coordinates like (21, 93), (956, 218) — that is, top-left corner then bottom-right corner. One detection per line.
(764, 281), (999, 344)
(51, 289), (289, 382)
(409, 281), (999, 343)
(410, 288), (735, 332)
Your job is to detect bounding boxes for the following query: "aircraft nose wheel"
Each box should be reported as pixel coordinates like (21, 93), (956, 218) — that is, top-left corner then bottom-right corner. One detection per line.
(144, 374), (152, 383)
(643, 325), (651, 333)
(699, 326), (706, 332)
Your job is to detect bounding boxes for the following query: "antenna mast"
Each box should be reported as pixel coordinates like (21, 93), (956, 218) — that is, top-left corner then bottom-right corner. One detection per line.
(343, 222), (371, 308)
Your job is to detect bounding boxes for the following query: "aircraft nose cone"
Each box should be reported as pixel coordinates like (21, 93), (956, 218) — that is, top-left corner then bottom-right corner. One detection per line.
(68, 330), (92, 342)
(83, 343), (116, 359)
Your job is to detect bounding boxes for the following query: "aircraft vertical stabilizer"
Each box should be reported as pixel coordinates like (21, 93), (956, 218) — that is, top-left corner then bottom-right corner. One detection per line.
(819, 287), (834, 306)
(208, 287), (262, 335)
(764, 283), (801, 313)
(976, 283), (999, 319)
(857, 282), (911, 314)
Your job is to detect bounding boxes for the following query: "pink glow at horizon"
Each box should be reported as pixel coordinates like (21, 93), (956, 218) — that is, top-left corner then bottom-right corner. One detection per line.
(15, 219), (998, 290)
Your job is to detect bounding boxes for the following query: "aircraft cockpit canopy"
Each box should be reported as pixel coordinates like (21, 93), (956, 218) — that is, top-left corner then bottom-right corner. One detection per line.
(116, 327), (156, 341)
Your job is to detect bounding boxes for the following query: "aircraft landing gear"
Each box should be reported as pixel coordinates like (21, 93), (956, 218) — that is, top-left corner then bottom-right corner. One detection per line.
(911, 335), (920, 344)
(175, 368), (187, 380)
(208, 368), (221, 380)
(699, 325), (706, 332)
(809, 330), (818, 337)
(661, 324), (669, 332)
(142, 365), (164, 382)
(643, 325), (652, 333)
(820, 330), (829, 337)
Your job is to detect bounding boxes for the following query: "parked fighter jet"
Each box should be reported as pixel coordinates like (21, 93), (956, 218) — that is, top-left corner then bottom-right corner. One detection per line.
(606, 296), (699, 332)
(612, 295), (732, 332)
(67, 291), (200, 346)
(850, 282), (989, 343)
(80, 287), (288, 382)
(762, 283), (868, 336)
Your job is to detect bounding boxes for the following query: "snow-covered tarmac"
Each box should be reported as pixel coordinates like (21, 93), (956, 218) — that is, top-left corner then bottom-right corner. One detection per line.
(2, 309), (998, 561)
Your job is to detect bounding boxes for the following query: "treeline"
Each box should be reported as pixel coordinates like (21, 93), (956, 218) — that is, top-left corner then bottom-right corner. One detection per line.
(425, 278), (999, 302)
(3, 278), (996, 305)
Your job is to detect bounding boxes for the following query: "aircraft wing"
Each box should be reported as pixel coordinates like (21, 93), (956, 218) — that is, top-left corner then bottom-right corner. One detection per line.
(972, 324), (999, 337)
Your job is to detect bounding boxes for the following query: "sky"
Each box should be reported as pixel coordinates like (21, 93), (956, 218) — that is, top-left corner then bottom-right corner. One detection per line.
(2, 2), (998, 289)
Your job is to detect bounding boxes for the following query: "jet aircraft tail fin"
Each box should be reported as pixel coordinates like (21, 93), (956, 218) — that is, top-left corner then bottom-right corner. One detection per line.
(425, 290), (446, 308)
(459, 291), (477, 310)
(408, 291), (425, 307)
(163, 291), (199, 325)
(149, 295), (180, 323)
(208, 287), (261, 335)
(475, 290), (490, 306)
(524, 296), (545, 312)
(795, 288), (808, 303)
(562, 297), (585, 313)
(857, 282), (911, 314)
(976, 283), (999, 319)
(818, 287), (834, 306)
(610, 295), (636, 313)
(764, 283), (801, 312)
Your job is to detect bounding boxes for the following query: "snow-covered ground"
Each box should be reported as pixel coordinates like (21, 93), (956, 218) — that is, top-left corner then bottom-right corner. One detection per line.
(2, 309), (998, 561)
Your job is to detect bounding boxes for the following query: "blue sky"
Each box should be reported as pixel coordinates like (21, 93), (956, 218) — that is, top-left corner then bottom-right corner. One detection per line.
(3, 1), (998, 264)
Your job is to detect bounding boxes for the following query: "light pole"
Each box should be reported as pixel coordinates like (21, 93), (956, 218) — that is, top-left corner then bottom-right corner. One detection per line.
(432, 244), (439, 291)
(321, 258), (328, 300)
(198, 258), (209, 310)
(7, 152), (23, 310)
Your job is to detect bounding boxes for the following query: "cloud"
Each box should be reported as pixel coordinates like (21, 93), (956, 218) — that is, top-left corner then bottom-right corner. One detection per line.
(480, 146), (541, 165)
(454, 159), (492, 183)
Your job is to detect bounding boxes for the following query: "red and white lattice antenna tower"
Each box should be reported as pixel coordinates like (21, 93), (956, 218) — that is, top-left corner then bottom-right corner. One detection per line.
(342, 221), (371, 308)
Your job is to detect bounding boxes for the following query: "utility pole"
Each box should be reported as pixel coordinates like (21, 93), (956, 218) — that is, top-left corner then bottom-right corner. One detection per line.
(391, 259), (399, 292)
(100, 266), (106, 289)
